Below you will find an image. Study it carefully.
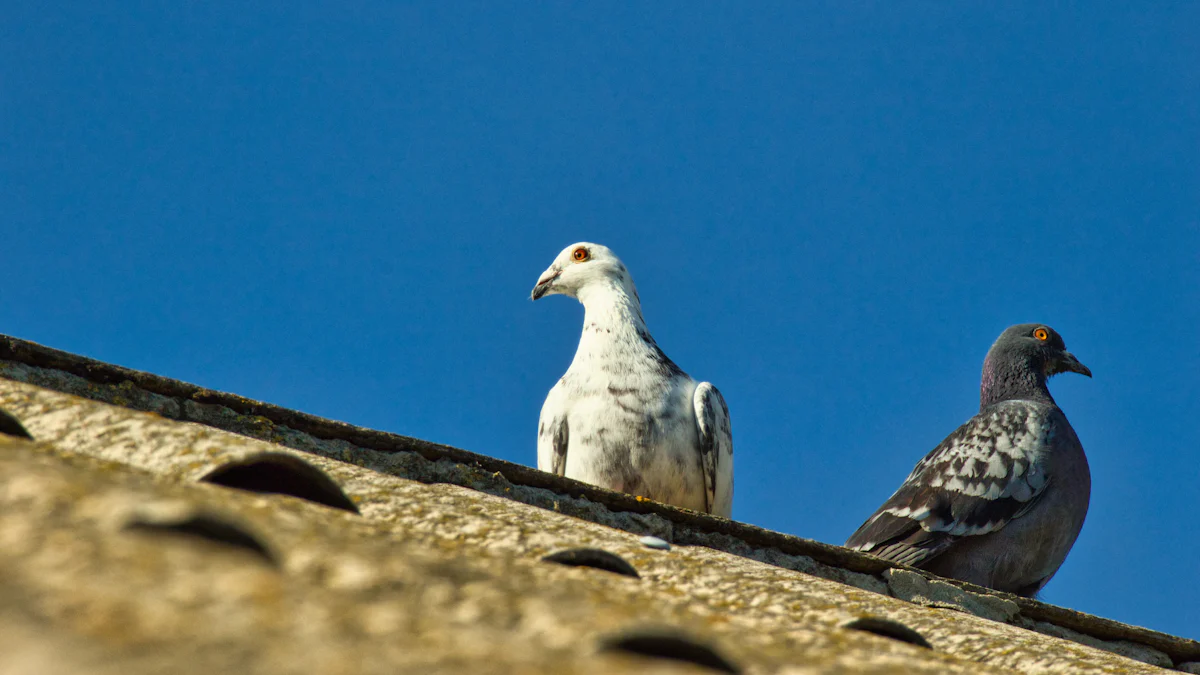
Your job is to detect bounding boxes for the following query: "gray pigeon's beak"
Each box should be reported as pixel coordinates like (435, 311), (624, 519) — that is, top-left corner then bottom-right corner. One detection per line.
(531, 268), (561, 301)
(1058, 351), (1092, 378)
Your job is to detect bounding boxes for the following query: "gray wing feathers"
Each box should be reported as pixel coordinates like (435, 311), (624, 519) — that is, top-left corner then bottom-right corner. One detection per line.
(846, 402), (1055, 566)
(693, 382), (734, 518)
(537, 386), (570, 476)
(548, 417), (568, 475)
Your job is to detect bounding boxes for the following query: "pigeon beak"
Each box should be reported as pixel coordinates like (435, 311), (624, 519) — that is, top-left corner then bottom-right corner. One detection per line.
(1058, 351), (1092, 378)
(530, 268), (561, 301)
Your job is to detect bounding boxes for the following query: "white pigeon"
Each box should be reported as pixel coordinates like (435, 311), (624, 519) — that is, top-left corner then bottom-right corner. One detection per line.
(531, 242), (734, 518)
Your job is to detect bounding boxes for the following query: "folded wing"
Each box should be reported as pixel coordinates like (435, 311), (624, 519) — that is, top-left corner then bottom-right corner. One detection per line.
(693, 382), (734, 518)
(846, 402), (1052, 567)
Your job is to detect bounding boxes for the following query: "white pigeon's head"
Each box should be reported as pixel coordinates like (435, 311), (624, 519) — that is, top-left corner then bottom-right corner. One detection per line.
(530, 242), (636, 302)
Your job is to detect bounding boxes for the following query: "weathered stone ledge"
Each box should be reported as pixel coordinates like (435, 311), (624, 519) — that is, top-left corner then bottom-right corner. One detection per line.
(2, 333), (1196, 670)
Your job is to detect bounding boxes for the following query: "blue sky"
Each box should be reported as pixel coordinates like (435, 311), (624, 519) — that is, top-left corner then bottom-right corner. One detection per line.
(3, 3), (1197, 638)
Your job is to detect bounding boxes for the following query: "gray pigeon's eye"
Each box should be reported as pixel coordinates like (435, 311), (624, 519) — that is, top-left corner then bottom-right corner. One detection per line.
(1033, 327), (1049, 341)
(572, 247), (590, 262)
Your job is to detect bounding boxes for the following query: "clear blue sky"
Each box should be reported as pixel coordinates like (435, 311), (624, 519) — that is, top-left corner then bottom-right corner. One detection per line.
(3, 3), (1197, 638)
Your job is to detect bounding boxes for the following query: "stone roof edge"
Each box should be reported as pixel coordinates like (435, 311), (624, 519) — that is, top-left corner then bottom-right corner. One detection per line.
(2, 333), (1196, 665)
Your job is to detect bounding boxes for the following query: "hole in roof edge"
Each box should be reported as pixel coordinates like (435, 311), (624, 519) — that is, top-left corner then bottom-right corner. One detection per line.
(600, 629), (740, 674)
(842, 616), (933, 649)
(124, 512), (278, 567)
(542, 548), (640, 578)
(200, 452), (360, 514)
(0, 408), (33, 440)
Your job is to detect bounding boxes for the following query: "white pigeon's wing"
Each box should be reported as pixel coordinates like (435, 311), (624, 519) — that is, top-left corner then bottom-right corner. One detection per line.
(537, 382), (569, 476)
(845, 401), (1056, 566)
(693, 382), (733, 518)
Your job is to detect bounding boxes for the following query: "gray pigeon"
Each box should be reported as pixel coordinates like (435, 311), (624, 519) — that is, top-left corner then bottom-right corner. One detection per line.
(845, 324), (1092, 596)
(531, 242), (733, 517)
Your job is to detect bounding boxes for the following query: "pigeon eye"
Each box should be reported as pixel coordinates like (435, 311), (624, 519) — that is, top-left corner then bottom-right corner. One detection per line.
(1033, 328), (1049, 341)
(572, 247), (590, 262)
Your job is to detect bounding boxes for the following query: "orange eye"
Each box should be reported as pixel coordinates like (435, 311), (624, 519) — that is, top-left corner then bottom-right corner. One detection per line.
(572, 247), (590, 262)
(1033, 328), (1049, 341)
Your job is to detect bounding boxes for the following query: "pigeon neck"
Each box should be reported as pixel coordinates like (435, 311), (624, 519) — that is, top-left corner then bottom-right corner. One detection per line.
(570, 280), (684, 379)
(577, 281), (648, 335)
(980, 352), (1055, 410)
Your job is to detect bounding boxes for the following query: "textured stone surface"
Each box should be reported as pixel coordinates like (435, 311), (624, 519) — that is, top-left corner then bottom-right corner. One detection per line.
(1023, 621), (1173, 669)
(2, 335), (1197, 671)
(884, 569), (1021, 623)
(0, 379), (1185, 673)
(1, 437), (1004, 674)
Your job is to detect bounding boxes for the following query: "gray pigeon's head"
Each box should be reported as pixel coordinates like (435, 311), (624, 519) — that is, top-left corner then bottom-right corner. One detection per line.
(981, 323), (1091, 407)
(531, 242), (636, 302)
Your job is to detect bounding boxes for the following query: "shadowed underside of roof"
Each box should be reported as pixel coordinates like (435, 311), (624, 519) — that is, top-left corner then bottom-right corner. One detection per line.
(1, 333), (1197, 674)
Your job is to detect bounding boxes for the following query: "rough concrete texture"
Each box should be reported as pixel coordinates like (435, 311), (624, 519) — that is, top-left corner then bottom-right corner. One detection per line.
(2, 437), (1005, 675)
(884, 569), (1021, 624)
(0, 340), (1190, 664)
(0, 376), (1188, 673)
(1025, 621), (1174, 669)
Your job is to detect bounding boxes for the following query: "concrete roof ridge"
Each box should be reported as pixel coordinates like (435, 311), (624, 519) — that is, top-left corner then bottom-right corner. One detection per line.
(2, 332), (1197, 670)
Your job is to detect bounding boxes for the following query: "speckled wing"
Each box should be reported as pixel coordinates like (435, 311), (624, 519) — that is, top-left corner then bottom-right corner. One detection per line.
(537, 383), (569, 476)
(693, 382), (733, 518)
(845, 401), (1055, 567)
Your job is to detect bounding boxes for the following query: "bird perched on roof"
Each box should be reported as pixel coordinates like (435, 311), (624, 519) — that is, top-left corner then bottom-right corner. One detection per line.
(845, 324), (1092, 596)
(531, 242), (733, 518)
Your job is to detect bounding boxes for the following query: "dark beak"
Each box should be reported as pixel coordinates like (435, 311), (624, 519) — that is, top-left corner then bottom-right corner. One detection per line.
(1059, 351), (1092, 378)
(530, 269), (560, 301)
